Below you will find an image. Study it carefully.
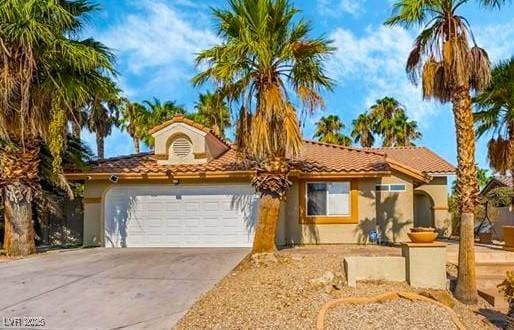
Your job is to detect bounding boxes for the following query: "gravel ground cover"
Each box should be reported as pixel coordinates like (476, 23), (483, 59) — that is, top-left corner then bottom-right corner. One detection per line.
(325, 300), (457, 330)
(175, 245), (493, 330)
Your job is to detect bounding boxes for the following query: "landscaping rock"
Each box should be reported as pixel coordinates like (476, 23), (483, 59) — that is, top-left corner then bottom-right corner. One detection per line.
(419, 290), (456, 308)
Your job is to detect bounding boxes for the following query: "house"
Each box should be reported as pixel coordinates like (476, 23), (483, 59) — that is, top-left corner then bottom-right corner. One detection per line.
(480, 175), (514, 240)
(65, 115), (455, 248)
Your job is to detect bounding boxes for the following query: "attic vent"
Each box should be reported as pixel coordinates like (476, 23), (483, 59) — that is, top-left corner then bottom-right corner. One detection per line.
(171, 137), (192, 158)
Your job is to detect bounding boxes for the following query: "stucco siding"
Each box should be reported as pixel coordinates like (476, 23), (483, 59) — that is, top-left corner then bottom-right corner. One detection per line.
(376, 172), (414, 243)
(83, 182), (110, 246)
(415, 176), (451, 236)
(82, 173), (445, 246)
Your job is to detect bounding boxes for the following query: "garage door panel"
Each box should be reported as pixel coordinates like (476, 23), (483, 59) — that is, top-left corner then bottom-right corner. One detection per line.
(104, 184), (257, 248)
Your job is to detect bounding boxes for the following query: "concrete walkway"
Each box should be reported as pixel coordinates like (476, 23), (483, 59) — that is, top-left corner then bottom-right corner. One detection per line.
(0, 248), (248, 329)
(446, 241), (514, 312)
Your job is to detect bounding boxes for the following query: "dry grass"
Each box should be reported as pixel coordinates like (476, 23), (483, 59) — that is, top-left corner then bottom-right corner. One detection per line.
(175, 245), (493, 330)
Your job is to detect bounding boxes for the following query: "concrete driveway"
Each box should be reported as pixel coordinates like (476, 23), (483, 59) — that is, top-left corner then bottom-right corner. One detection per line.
(0, 248), (248, 329)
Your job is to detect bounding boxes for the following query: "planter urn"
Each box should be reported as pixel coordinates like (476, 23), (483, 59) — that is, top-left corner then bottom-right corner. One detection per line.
(408, 227), (438, 243)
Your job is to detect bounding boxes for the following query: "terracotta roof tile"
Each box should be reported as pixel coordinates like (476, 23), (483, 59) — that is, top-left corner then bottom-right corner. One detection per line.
(294, 141), (389, 173)
(71, 142), (391, 177)
(68, 138), (452, 181)
(494, 175), (513, 187)
(367, 146), (456, 174)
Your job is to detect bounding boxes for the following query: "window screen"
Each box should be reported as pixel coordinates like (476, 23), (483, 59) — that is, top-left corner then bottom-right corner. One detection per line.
(307, 182), (350, 216)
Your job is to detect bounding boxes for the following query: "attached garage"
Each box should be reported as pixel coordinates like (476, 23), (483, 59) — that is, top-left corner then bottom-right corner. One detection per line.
(104, 184), (257, 248)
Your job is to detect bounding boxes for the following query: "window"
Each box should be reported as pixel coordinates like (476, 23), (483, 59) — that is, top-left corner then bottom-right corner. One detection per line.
(375, 184), (390, 192)
(376, 184), (406, 192)
(390, 184), (406, 192)
(306, 182), (350, 216)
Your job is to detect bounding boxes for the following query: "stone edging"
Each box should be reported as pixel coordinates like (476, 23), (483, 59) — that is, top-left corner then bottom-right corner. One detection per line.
(316, 291), (466, 330)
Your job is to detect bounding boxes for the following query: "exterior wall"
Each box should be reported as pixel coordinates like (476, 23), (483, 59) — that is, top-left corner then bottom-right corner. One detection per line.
(84, 173), (443, 247)
(376, 172), (414, 243)
(83, 181), (110, 246)
(415, 176), (451, 236)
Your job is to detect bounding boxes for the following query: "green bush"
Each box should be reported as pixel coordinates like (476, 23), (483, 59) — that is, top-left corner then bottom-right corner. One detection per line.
(498, 271), (514, 317)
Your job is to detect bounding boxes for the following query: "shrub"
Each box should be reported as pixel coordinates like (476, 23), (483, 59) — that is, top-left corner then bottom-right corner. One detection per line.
(498, 271), (514, 317)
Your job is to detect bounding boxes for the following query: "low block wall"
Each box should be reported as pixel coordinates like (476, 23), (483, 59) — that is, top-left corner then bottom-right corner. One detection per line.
(344, 256), (406, 287)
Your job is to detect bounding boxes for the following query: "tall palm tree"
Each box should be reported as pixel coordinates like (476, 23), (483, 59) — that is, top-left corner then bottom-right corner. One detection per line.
(368, 97), (421, 147)
(86, 79), (121, 159)
(474, 57), (514, 175)
(194, 0), (334, 254)
(142, 98), (186, 147)
(391, 111), (422, 146)
(351, 112), (375, 147)
(314, 115), (352, 146)
(119, 100), (148, 154)
(191, 91), (231, 137)
(386, 0), (502, 304)
(0, 0), (115, 256)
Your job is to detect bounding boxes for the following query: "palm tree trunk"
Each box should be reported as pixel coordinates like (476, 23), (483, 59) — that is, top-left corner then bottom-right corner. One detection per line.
(72, 121), (81, 142)
(133, 137), (140, 154)
(453, 88), (478, 305)
(252, 194), (281, 254)
(3, 185), (36, 256)
(1, 144), (40, 256)
(96, 134), (105, 159)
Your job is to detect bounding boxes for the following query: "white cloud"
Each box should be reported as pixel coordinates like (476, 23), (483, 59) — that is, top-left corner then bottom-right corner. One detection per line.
(318, 0), (368, 17)
(99, 0), (218, 88)
(473, 19), (514, 63)
(328, 25), (438, 124)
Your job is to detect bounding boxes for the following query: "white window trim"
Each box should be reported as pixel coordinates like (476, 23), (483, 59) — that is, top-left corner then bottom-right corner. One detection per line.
(305, 181), (351, 217)
(376, 183), (406, 192)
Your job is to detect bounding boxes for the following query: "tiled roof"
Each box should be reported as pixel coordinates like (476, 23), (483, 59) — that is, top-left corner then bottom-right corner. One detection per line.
(293, 141), (389, 173)
(367, 146), (456, 174)
(71, 142), (392, 177)
(494, 175), (513, 187)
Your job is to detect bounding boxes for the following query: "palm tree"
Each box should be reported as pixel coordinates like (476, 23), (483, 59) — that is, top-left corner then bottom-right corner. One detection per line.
(351, 112), (375, 147)
(391, 111), (422, 146)
(86, 79), (122, 159)
(142, 98), (186, 147)
(368, 97), (421, 147)
(314, 115), (352, 146)
(386, 0), (503, 304)
(474, 57), (514, 175)
(119, 100), (148, 154)
(194, 0), (334, 254)
(0, 0), (115, 256)
(191, 91), (231, 137)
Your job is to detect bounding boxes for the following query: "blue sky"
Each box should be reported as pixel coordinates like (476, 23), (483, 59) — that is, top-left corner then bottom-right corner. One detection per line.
(84, 0), (514, 173)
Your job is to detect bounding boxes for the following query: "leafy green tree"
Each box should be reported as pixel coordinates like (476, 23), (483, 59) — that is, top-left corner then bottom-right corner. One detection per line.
(474, 57), (514, 175)
(386, 0), (504, 303)
(194, 0), (334, 254)
(190, 91), (231, 138)
(314, 115), (352, 146)
(0, 0), (115, 256)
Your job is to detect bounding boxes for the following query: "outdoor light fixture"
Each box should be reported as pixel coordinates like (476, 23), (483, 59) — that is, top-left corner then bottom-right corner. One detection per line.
(109, 175), (119, 183)
(172, 179), (179, 185)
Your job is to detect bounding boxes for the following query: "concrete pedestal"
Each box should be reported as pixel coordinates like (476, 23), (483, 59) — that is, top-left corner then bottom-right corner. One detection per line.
(401, 242), (447, 289)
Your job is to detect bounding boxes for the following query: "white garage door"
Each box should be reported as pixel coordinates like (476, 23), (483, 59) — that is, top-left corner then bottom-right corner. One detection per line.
(104, 184), (258, 248)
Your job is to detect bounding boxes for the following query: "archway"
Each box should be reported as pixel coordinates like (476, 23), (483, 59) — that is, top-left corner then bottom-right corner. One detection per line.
(414, 191), (435, 228)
